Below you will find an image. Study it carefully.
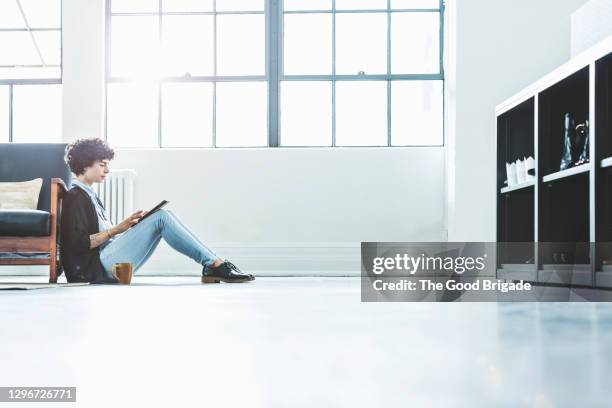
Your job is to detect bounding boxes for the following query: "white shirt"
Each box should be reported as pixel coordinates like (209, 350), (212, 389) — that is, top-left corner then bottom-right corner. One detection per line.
(71, 178), (115, 250)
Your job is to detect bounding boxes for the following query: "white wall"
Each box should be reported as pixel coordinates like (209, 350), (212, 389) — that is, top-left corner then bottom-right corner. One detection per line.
(57, 0), (446, 275)
(447, 0), (589, 242)
(110, 148), (446, 274)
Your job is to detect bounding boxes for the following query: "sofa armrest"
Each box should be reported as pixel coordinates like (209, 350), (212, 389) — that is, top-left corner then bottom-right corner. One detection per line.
(50, 178), (67, 229)
(49, 178), (67, 283)
(51, 178), (68, 197)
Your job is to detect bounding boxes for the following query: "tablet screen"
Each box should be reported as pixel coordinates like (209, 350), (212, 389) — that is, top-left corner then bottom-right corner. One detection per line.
(138, 200), (169, 223)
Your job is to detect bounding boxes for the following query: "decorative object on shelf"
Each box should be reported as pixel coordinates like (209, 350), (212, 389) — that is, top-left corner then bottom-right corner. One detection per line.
(505, 157), (534, 186)
(559, 113), (590, 170)
(524, 156), (536, 181)
(506, 161), (518, 186)
(575, 120), (590, 166)
(515, 158), (526, 184)
(560, 113), (577, 170)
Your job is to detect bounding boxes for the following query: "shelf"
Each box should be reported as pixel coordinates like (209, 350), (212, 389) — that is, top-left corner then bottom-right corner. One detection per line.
(497, 265), (536, 282)
(540, 263), (591, 272)
(601, 157), (612, 168)
(595, 272), (612, 288)
(542, 164), (590, 183)
(539, 264), (593, 286)
(500, 180), (535, 194)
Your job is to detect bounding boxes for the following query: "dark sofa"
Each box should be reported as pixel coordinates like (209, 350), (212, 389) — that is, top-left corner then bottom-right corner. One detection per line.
(0, 143), (71, 283)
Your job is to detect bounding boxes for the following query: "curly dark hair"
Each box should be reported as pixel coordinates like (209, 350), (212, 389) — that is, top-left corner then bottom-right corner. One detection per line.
(64, 138), (115, 175)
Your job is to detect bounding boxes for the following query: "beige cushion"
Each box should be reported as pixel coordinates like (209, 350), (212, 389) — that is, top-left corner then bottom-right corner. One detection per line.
(0, 178), (43, 210)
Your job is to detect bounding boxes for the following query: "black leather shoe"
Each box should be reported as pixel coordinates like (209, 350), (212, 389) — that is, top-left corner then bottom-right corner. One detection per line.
(218, 260), (254, 281)
(202, 260), (254, 283)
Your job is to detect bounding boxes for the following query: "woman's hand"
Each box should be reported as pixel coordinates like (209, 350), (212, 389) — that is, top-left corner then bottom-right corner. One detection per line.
(110, 210), (146, 235)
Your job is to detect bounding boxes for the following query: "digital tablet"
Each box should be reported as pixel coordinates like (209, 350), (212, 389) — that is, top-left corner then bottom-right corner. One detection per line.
(137, 200), (169, 223)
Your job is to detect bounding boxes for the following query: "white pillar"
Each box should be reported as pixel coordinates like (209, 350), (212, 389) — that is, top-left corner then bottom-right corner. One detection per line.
(61, 0), (106, 143)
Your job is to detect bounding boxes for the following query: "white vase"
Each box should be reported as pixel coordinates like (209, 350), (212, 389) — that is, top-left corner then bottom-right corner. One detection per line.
(524, 156), (536, 181)
(516, 158), (526, 184)
(506, 162), (518, 186)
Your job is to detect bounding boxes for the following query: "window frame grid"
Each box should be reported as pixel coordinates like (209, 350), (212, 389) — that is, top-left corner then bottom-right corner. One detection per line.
(105, 0), (268, 148)
(104, 0), (444, 148)
(279, 0), (444, 147)
(1, 0), (64, 143)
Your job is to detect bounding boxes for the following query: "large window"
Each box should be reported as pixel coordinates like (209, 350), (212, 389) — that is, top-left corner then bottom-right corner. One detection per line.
(0, 0), (63, 143)
(106, 0), (444, 148)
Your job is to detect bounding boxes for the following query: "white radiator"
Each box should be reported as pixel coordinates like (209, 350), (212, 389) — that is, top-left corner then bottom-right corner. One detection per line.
(93, 169), (137, 225)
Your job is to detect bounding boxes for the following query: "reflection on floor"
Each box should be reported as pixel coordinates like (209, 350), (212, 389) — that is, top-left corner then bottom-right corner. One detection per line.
(0, 276), (610, 407)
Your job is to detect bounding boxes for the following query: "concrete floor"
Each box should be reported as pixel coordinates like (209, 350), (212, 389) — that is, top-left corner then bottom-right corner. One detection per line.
(0, 276), (611, 408)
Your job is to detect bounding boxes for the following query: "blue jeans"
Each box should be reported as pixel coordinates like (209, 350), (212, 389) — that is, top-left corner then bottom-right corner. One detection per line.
(99, 209), (220, 274)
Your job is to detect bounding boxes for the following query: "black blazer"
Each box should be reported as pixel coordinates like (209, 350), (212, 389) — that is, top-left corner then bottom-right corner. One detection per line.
(60, 187), (117, 284)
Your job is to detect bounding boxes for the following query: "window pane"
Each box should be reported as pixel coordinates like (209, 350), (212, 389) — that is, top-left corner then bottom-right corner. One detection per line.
(335, 0), (387, 9)
(335, 81), (387, 146)
(215, 0), (264, 11)
(217, 15), (265, 76)
(336, 13), (387, 75)
(283, 0), (331, 10)
(112, 0), (159, 13)
(111, 16), (160, 78)
(391, 12), (439, 74)
(162, 15), (214, 77)
(391, 0), (440, 9)
(284, 14), (332, 75)
(12, 85), (62, 143)
(216, 82), (267, 147)
(0, 86), (8, 142)
(162, 0), (214, 12)
(18, 0), (62, 28)
(391, 80), (442, 145)
(0, 32), (42, 66)
(33, 31), (62, 65)
(107, 83), (158, 147)
(0, 0), (61, 29)
(0, 2), (24, 29)
(161, 82), (213, 147)
(281, 81), (331, 146)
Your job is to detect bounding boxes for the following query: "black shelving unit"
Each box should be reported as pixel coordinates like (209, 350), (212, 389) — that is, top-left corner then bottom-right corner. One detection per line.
(496, 36), (612, 288)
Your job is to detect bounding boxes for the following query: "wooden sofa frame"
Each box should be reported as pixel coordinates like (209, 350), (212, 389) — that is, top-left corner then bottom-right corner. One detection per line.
(0, 178), (68, 283)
